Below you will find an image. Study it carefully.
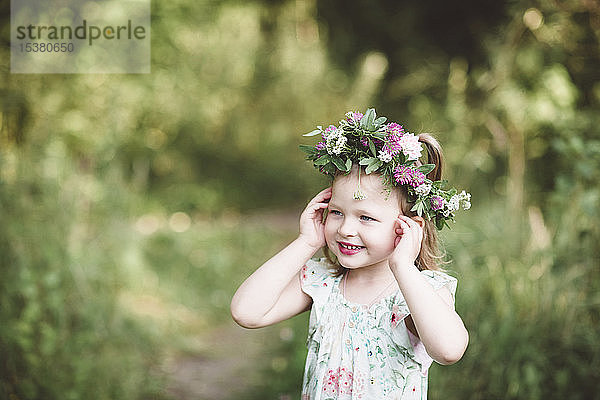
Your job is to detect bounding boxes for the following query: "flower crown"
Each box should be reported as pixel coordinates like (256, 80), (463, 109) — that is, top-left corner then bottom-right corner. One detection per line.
(300, 108), (471, 230)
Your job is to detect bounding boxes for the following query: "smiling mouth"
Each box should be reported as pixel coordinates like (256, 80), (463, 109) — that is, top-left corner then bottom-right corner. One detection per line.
(337, 241), (365, 255)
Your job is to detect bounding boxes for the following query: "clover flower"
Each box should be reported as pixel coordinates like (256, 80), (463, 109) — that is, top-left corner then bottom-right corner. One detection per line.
(414, 182), (432, 196)
(386, 122), (404, 136)
(430, 196), (445, 211)
(323, 125), (337, 140)
(398, 133), (423, 160)
(382, 134), (403, 158)
(325, 127), (347, 155)
(346, 111), (364, 123)
(331, 135), (347, 155)
(393, 165), (425, 187)
(378, 150), (393, 163)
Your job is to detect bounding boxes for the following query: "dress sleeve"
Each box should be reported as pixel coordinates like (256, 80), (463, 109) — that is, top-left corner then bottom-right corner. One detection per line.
(300, 258), (336, 304)
(419, 269), (458, 303)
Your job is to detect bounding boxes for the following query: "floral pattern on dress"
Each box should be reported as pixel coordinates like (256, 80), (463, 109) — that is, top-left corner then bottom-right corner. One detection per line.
(300, 258), (458, 399)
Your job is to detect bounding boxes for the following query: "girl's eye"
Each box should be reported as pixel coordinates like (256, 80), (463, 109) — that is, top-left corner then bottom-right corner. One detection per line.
(329, 209), (342, 216)
(360, 215), (376, 222)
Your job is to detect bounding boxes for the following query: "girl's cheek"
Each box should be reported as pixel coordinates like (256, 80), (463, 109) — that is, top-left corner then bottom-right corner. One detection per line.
(323, 220), (334, 238)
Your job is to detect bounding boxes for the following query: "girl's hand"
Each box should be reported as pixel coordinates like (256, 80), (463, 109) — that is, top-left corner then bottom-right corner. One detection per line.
(390, 215), (424, 268)
(298, 187), (332, 250)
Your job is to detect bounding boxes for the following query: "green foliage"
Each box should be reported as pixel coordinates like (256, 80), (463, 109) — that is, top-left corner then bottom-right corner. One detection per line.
(0, 154), (165, 399)
(428, 202), (600, 399)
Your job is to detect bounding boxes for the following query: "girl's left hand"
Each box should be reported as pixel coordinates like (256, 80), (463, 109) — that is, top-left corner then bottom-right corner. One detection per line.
(390, 215), (424, 267)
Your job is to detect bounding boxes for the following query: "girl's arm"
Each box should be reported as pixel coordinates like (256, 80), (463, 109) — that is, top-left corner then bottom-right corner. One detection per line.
(230, 187), (332, 329)
(389, 215), (469, 365)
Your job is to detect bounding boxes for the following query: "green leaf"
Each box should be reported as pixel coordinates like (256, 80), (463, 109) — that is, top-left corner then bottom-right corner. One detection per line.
(368, 138), (377, 157)
(314, 155), (330, 165)
(303, 128), (322, 137)
(365, 159), (383, 174)
(372, 132), (386, 141)
(374, 116), (387, 127)
(359, 157), (378, 166)
(345, 159), (352, 171)
(417, 164), (436, 174)
(435, 217), (445, 230)
(433, 179), (448, 189)
(299, 144), (317, 154)
(322, 162), (337, 175)
(360, 108), (376, 130)
(410, 200), (425, 217)
(331, 156), (347, 171)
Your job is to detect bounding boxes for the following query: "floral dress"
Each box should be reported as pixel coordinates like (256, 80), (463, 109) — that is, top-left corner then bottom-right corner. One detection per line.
(300, 258), (458, 400)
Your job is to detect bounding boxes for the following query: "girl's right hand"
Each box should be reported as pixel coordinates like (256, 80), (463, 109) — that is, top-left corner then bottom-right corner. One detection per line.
(298, 187), (332, 250)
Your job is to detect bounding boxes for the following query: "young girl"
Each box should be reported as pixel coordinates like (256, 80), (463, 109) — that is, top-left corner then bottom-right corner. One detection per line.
(231, 109), (470, 399)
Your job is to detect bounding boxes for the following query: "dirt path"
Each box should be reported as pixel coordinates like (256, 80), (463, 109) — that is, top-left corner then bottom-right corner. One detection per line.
(163, 211), (300, 400)
(165, 319), (276, 400)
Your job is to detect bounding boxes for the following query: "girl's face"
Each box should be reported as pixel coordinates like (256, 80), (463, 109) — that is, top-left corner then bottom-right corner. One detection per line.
(325, 171), (402, 271)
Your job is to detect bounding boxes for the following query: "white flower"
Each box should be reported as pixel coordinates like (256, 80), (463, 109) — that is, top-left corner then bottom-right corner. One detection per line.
(353, 190), (367, 200)
(326, 127), (347, 155)
(452, 190), (472, 210)
(448, 195), (460, 212)
(415, 182), (432, 196)
(377, 150), (393, 163)
(398, 133), (423, 160)
(332, 135), (347, 154)
(458, 191), (471, 210)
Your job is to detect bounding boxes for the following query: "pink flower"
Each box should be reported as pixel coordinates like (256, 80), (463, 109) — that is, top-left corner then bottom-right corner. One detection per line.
(347, 112), (364, 122)
(315, 141), (326, 150)
(323, 125), (337, 140)
(393, 165), (425, 187)
(398, 133), (423, 160)
(386, 122), (404, 136)
(382, 133), (403, 157)
(431, 196), (445, 211)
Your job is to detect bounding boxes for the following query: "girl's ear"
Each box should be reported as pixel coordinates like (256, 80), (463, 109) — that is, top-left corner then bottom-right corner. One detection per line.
(411, 215), (425, 228)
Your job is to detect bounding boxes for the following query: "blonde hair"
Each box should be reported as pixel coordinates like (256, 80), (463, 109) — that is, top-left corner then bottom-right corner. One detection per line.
(325, 133), (447, 276)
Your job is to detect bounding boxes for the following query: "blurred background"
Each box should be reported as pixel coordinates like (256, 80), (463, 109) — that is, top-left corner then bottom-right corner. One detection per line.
(1, 0), (599, 399)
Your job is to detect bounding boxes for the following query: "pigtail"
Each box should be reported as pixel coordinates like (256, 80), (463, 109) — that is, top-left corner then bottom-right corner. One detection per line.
(413, 133), (447, 271)
(418, 133), (444, 181)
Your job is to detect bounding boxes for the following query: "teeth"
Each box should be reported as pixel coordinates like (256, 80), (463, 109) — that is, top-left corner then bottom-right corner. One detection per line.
(340, 243), (362, 250)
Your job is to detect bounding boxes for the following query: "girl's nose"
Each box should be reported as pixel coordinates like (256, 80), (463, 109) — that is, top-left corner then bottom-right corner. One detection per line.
(337, 217), (357, 237)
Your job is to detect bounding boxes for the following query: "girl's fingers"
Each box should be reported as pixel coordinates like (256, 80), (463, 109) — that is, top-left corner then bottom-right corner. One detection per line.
(312, 202), (329, 214)
(396, 217), (410, 231)
(397, 215), (422, 232)
(308, 187), (332, 206)
(394, 236), (402, 247)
